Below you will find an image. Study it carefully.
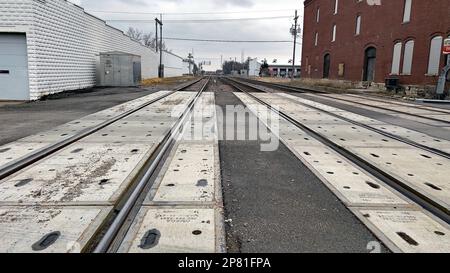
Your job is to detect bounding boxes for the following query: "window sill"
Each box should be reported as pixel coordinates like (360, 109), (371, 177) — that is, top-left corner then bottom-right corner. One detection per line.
(425, 74), (439, 77)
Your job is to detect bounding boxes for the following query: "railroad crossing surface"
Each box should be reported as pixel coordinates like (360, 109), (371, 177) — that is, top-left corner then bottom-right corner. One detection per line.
(0, 77), (449, 253)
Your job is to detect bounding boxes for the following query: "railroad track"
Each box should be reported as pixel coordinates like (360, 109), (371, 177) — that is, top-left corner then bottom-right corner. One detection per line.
(0, 77), (218, 253)
(0, 77), (205, 181)
(225, 76), (450, 223)
(231, 80), (450, 160)
(93, 76), (212, 253)
(238, 77), (450, 126)
(222, 76), (450, 252)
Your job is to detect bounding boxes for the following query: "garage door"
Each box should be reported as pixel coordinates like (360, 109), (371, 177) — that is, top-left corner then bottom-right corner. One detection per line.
(0, 33), (29, 100)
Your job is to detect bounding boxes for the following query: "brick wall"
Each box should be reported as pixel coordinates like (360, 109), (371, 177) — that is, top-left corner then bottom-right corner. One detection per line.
(302, 0), (450, 87)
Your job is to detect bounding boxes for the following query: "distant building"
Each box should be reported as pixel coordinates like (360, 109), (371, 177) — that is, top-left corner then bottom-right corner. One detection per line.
(301, 0), (450, 88)
(268, 65), (301, 78)
(248, 58), (262, 77)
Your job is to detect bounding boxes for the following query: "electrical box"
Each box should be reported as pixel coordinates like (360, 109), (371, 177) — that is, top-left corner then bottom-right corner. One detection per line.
(98, 52), (142, 87)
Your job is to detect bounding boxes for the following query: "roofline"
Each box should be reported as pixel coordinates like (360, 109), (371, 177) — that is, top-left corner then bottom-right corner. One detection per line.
(59, 0), (157, 53)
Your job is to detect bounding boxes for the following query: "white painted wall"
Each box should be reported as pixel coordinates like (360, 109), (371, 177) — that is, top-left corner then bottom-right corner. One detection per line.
(0, 0), (186, 100)
(248, 58), (261, 77)
(162, 51), (186, 78)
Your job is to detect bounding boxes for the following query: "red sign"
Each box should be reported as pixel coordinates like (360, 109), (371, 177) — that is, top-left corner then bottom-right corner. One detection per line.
(444, 38), (450, 55)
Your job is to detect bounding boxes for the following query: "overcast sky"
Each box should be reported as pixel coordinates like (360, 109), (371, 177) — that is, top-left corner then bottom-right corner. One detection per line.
(71, 0), (304, 71)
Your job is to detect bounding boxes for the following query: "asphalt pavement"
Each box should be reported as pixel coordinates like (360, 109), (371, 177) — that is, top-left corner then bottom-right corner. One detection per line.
(213, 82), (388, 253)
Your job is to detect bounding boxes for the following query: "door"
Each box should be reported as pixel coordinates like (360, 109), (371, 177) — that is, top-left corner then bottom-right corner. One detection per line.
(0, 33), (29, 100)
(363, 47), (377, 82)
(133, 61), (141, 85)
(103, 56), (114, 86)
(323, 54), (330, 78)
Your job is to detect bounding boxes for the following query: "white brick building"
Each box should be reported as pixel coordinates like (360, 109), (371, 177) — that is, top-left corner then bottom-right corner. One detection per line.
(0, 0), (188, 100)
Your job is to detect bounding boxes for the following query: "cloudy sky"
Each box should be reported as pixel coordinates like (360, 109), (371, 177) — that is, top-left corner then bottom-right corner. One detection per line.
(71, 0), (304, 71)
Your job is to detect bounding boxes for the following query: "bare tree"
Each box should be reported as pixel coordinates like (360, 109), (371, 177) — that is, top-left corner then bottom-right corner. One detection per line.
(142, 33), (154, 47)
(126, 27), (169, 51)
(126, 27), (143, 42)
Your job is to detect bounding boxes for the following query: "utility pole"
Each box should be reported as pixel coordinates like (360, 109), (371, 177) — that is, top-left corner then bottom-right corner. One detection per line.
(155, 19), (158, 52)
(155, 15), (164, 78)
(291, 10), (300, 80)
(187, 52), (193, 76)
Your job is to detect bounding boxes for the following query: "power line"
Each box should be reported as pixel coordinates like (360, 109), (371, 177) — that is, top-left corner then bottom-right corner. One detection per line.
(164, 37), (302, 45)
(87, 9), (297, 16)
(105, 16), (294, 24)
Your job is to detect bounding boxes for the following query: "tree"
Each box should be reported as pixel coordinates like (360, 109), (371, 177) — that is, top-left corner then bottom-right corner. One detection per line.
(222, 60), (245, 75)
(126, 27), (169, 51)
(260, 59), (270, 77)
(127, 27), (143, 42)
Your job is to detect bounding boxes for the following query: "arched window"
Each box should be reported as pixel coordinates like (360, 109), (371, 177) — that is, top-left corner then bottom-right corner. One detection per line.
(364, 47), (377, 82)
(323, 54), (331, 78)
(402, 40), (415, 75)
(391, 42), (402, 75)
(332, 24), (337, 42)
(403, 0), (412, 23)
(334, 0), (339, 14)
(355, 15), (361, 35)
(427, 36), (443, 75)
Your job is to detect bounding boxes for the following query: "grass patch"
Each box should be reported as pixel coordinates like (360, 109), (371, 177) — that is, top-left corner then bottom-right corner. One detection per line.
(141, 76), (196, 87)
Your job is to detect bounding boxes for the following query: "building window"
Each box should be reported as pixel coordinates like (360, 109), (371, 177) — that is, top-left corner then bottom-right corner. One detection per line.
(355, 15), (361, 35)
(316, 8), (320, 23)
(402, 40), (414, 75)
(427, 36), (443, 75)
(403, 0), (412, 23)
(391, 42), (402, 75)
(334, 0), (338, 14)
(332, 24), (336, 42)
(315, 32), (318, 46)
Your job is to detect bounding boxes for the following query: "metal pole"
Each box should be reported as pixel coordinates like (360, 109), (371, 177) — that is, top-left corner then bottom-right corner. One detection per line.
(159, 14), (163, 78)
(292, 10), (299, 81)
(155, 19), (158, 52)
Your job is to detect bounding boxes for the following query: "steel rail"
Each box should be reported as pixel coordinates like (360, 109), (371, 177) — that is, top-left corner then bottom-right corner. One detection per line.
(229, 78), (450, 160)
(237, 77), (325, 94)
(93, 77), (211, 253)
(0, 77), (204, 181)
(241, 77), (450, 124)
(222, 77), (450, 224)
(343, 94), (450, 115)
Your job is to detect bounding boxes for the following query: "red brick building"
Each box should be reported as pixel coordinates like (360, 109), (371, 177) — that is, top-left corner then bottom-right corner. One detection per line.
(301, 0), (450, 87)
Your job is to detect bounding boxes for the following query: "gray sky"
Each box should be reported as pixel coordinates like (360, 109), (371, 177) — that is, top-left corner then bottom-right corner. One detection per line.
(72, 0), (304, 71)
